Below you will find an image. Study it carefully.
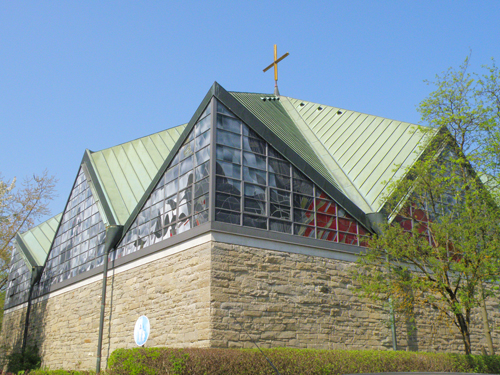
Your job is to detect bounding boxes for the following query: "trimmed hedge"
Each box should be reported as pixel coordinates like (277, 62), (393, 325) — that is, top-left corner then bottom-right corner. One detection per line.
(105, 347), (500, 375)
(2, 348), (498, 375)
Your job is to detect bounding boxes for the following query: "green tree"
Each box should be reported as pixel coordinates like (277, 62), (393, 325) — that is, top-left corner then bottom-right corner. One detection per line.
(0, 170), (56, 328)
(354, 57), (500, 355)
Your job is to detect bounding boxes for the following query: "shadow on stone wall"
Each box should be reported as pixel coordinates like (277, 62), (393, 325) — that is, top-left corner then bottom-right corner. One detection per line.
(405, 288), (419, 352)
(405, 311), (419, 351)
(1, 287), (49, 371)
(27, 295), (49, 359)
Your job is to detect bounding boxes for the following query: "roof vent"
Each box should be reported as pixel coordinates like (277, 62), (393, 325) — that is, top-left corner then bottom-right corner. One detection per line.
(317, 106), (323, 111)
(299, 102), (305, 107)
(261, 96), (280, 101)
(337, 110), (343, 115)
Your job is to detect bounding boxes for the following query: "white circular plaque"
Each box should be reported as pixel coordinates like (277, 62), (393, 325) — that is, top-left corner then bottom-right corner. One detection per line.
(134, 315), (150, 346)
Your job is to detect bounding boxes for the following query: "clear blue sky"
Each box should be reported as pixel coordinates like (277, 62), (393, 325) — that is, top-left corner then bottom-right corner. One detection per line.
(2, 1), (499, 218)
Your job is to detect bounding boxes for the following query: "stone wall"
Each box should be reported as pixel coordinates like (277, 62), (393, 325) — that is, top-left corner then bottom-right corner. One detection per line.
(2, 238), (499, 371)
(1, 306), (27, 355)
(1, 241), (211, 370)
(210, 241), (500, 354)
(102, 241), (211, 355)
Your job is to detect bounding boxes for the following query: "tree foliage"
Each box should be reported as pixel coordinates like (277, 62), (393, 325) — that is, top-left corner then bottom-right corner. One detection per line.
(354, 57), (500, 355)
(0, 170), (57, 291)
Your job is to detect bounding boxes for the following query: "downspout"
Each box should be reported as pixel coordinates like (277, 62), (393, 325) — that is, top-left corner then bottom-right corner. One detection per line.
(367, 212), (397, 351)
(96, 225), (123, 374)
(21, 265), (43, 356)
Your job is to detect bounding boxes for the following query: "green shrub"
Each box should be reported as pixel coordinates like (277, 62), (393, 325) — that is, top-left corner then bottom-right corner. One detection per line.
(107, 347), (187, 375)
(5, 346), (41, 374)
(27, 371), (94, 375)
(105, 347), (500, 375)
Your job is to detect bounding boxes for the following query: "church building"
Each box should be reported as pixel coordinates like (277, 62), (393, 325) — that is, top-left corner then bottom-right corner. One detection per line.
(2, 80), (499, 370)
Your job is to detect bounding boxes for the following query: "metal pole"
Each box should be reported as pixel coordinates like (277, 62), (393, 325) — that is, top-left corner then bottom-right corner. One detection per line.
(21, 280), (35, 356)
(95, 248), (109, 374)
(95, 225), (123, 374)
(21, 266), (43, 359)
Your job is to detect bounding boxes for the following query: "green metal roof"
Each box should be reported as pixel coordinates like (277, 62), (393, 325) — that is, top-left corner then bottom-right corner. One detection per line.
(229, 92), (342, 193)
(283, 96), (435, 213)
(19, 84), (435, 250)
(17, 212), (62, 267)
(87, 125), (186, 225)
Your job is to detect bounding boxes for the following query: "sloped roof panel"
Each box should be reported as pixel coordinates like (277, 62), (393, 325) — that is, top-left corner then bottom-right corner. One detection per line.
(284, 96), (434, 213)
(120, 142), (152, 189)
(129, 139), (159, 177)
(18, 212), (62, 266)
(139, 136), (164, 167)
(89, 125), (186, 225)
(110, 146), (144, 202)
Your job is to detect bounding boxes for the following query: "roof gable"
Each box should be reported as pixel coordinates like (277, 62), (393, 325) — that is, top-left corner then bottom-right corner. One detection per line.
(215, 85), (370, 230)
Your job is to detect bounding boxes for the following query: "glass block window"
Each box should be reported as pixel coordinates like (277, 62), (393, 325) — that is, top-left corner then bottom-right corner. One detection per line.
(113, 103), (211, 261)
(4, 247), (31, 309)
(214, 100), (369, 246)
(36, 168), (106, 295)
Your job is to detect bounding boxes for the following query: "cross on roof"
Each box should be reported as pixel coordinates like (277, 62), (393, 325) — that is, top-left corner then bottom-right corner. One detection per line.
(263, 44), (289, 96)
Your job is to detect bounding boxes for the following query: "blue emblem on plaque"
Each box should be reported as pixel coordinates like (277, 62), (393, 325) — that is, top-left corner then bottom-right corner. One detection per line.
(134, 315), (150, 346)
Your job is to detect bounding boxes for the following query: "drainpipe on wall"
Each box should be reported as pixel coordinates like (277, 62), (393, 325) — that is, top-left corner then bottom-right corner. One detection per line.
(95, 225), (123, 375)
(21, 265), (43, 356)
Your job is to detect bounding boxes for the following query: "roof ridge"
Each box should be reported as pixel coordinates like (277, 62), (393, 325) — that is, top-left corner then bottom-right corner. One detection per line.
(90, 123), (187, 154)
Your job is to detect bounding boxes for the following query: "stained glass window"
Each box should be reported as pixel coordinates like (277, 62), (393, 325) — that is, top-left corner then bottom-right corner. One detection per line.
(394, 196), (453, 245)
(4, 247), (31, 309)
(35, 168), (107, 295)
(113, 103), (212, 261)
(213, 100), (369, 246)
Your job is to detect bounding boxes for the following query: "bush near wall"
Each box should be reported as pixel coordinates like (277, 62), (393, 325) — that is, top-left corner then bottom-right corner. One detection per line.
(2, 348), (499, 375)
(106, 347), (500, 375)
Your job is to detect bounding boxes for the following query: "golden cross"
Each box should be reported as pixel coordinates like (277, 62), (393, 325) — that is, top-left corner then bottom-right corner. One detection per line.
(263, 44), (289, 95)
